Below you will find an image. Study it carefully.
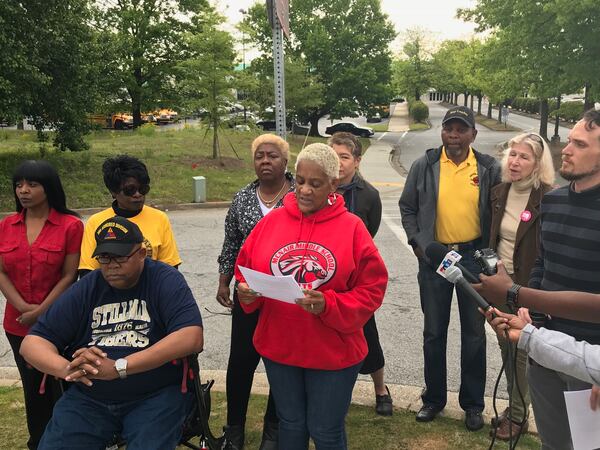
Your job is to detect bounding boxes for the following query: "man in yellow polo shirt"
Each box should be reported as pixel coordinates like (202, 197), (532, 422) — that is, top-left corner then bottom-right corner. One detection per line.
(400, 106), (501, 431)
(79, 155), (181, 277)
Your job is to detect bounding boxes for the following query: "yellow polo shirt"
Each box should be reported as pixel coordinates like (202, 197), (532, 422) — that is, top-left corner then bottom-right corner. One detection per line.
(79, 205), (182, 270)
(435, 147), (481, 244)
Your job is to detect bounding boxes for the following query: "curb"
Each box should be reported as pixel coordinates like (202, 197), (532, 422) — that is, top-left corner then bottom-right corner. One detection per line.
(0, 201), (232, 219)
(0, 368), (537, 434)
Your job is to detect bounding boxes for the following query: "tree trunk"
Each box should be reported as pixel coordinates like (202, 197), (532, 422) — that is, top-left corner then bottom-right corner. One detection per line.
(487, 102), (492, 119)
(470, 94), (474, 111)
(497, 105), (502, 122)
(132, 67), (143, 128)
(308, 114), (322, 137)
(539, 98), (549, 140)
(212, 114), (219, 159)
(552, 95), (561, 142)
(477, 95), (482, 115)
(584, 83), (593, 111)
(463, 92), (468, 107)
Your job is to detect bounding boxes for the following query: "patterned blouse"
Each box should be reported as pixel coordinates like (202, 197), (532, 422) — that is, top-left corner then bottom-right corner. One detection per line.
(218, 172), (295, 275)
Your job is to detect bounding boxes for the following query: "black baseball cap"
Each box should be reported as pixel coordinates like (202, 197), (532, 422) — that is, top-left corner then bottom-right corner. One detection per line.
(442, 106), (476, 128)
(92, 216), (144, 257)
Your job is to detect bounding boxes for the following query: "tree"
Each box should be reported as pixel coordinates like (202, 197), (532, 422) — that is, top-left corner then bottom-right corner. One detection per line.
(459, 0), (579, 139)
(177, 10), (236, 159)
(395, 28), (433, 100)
(245, 0), (395, 136)
(0, 0), (101, 151)
(429, 40), (471, 105)
(94, 0), (209, 128)
(244, 55), (325, 127)
(550, 0), (600, 110)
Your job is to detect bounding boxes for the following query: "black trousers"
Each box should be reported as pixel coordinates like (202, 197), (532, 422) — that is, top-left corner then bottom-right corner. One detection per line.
(226, 292), (278, 426)
(6, 332), (61, 450)
(359, 315), (385, 375)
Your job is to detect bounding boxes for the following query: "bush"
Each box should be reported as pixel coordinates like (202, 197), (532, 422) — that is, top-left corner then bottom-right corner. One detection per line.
(512, 97), (539, 114)
(136, 123), (156, 137)
(409, 100), (429, 123)
(550, 101), (584, 122)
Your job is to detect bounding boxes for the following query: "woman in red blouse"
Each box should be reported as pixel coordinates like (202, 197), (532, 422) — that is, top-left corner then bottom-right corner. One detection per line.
(0, 160), (83, 450)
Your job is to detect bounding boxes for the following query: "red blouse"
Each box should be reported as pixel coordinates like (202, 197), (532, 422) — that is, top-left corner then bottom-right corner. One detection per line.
(0, 209), (83, 336)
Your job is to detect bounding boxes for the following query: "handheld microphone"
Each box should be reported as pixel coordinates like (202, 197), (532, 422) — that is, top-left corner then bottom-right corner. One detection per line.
(425, 242), (480, 284)
(445, 266), (493, 312)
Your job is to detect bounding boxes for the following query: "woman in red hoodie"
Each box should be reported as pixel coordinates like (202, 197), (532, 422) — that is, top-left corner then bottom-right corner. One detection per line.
(235, 143), (388, 450)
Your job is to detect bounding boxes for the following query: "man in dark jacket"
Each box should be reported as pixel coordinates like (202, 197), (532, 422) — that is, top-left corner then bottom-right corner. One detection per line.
(399, 106), (501, 431)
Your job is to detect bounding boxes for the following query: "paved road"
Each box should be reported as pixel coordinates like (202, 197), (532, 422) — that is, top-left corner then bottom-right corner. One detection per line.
(453, 94), (574, 142)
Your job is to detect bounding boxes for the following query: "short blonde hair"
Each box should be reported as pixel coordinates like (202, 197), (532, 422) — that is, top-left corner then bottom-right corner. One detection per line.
(295, 143), (340, 179)
(251, 134), (289, 160)
(502, 132), (555, 188)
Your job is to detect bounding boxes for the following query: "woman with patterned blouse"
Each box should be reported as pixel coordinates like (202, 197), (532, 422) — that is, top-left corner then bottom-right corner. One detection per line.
(216, 134), (294, 450)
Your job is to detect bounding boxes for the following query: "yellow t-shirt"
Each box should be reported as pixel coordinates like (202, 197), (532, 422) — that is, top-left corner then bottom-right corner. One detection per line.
(435, 147), (481, 244)
(79, 205), (182, 270)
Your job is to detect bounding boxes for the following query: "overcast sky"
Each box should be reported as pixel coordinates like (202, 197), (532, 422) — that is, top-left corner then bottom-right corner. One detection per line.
(218, 0), (479, 56)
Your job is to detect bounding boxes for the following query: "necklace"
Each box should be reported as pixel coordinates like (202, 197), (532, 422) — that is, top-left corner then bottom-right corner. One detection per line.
(257, 180), (287, 205)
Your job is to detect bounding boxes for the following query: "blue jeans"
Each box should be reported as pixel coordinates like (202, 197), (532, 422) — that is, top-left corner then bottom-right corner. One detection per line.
(417, 251), (486, 411)
(39, 384), (192, 450)
(263, 358), (362, 450)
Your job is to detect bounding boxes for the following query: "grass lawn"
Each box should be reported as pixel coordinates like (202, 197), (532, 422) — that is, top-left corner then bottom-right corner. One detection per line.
(474, 115), (521, 132)
(0, 386), (540, 449)
(0, 126), (365, 211)
(370, 122), (389, 132)
(409, 122), (430, 131)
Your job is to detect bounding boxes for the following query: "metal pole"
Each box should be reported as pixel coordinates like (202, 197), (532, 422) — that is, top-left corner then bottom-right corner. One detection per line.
(272, 1), (286, 139)
(239, 9), (247, 123)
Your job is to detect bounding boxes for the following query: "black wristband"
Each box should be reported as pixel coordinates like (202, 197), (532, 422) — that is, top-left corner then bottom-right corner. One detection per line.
(507, 283), (521, 310)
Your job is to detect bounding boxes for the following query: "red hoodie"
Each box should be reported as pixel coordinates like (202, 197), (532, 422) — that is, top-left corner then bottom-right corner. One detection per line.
(235, 192), (388, 370)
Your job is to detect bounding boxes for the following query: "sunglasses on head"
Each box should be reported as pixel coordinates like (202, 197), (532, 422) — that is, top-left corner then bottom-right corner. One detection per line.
(527, 133), (544, 145)
(121, 184), (150, 197)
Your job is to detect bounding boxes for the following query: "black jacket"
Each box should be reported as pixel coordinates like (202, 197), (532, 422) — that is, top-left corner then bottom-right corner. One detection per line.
(399, 146), (501, 253)
(348, 174), (382, 238)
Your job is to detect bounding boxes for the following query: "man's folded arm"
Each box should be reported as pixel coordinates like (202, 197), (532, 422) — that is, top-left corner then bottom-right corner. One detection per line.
(20, 335), (71, 379)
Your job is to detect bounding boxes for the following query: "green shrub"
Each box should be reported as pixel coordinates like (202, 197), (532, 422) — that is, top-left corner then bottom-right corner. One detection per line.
(550, 101), (584, 122)
(136, 123), (156, 137)
(409, 100), (429, 123)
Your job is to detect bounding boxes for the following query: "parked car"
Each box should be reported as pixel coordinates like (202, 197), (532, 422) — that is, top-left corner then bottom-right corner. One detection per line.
(325, 122), (374, 137)
(224, 111), (258, 128)
(366, 112), (382, 123)
(256, 119), (293, 131)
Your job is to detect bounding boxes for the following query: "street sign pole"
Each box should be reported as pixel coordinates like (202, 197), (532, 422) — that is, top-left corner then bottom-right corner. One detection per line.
(271, 0), (286, 139)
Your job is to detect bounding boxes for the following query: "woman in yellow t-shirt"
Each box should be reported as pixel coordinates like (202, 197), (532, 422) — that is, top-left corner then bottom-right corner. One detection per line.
(78, 155), (181, 276)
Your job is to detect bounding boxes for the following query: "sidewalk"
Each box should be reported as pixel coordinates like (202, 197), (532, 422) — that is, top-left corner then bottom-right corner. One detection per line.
(387, 102), (410, 133)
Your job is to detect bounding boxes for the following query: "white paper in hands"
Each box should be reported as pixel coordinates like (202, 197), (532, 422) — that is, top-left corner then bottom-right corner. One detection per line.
(238, 266), (304, 303)
(564, 389), (600, 450)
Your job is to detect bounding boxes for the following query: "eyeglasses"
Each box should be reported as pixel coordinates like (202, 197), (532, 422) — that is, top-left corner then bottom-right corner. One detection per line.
(95, 248), (141, 265)
(120, 184), (150, 197)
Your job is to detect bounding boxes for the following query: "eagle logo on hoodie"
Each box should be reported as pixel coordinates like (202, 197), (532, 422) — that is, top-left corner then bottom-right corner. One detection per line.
(271, 242), (336, 290)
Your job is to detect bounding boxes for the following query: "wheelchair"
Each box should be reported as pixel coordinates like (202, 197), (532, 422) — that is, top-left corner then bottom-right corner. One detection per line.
(177, 354), (226, 450)
(54, 354), (225, 450)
